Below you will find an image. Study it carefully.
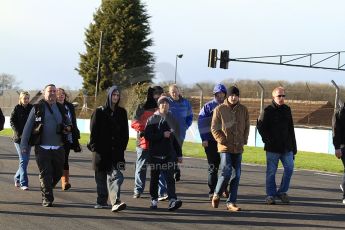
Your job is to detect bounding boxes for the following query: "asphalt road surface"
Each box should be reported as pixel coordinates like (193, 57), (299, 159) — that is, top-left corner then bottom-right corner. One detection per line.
(0, 136), (344, 230)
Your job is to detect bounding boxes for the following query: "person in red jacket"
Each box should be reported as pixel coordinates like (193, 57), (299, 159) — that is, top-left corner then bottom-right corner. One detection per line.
(131, 86), (164, 198)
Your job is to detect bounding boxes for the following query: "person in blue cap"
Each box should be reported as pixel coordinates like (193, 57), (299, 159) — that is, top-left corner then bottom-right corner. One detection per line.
(198, 83), (228, 200)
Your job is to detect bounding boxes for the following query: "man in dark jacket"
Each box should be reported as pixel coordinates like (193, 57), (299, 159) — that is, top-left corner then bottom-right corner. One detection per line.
(88, 85), (129, 212)
(257, 87), (297, 205)
(145, 96), (183, 211)
(0, 106), (4, 131)
(332, 103), (345, 204)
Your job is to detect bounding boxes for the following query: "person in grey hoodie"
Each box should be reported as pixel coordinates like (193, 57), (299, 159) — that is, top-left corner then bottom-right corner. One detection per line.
(87, 85), (129, 212)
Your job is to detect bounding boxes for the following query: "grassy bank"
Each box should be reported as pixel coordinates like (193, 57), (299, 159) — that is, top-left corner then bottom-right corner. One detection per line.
(1, 129), (343, 173)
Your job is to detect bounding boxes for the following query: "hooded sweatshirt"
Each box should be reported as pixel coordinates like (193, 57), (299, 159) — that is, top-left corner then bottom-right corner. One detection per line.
(88, 85), (129, 171)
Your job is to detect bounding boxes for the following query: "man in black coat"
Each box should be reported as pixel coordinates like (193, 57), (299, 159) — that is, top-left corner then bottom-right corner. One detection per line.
(88, 85), (129, 212)
(0, 106), (4, 131)
(257, 87), (297, 205)
(332, 103), (345, 204)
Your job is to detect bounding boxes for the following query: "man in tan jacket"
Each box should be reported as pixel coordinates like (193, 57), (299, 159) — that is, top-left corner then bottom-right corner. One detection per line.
(211, 86), (250, 211)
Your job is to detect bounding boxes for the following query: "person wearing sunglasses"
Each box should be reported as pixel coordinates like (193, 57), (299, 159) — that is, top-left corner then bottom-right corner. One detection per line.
(257, 86), (297, 205)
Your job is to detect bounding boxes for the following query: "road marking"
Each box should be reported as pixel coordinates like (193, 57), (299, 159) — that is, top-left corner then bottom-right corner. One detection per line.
(314, 172), (340, 177)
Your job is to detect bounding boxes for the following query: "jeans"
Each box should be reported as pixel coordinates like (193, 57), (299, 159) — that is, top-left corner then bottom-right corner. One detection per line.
(95, 168), (124, 206)
(204, 140), (220, 194)
(266, 151), (294, 197)
(14, 143), (31, 187)
(134, 147), (166, 195)
(214, 152), (242, 204)
(341, 153), (345, 199)
(134, 147), (149, 194)
(150, 158), (177, 200)
(35, 146), (65, 203)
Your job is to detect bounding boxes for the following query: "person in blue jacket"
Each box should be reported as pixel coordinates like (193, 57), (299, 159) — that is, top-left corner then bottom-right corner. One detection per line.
(198, 84), (227, 199)
(168, 84), (193, 182)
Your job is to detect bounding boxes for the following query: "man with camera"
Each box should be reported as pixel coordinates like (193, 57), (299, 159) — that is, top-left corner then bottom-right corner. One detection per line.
(21, 84), (71, 207)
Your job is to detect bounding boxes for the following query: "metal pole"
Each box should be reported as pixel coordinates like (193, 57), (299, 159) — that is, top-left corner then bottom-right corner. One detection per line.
(331, 80), (339, 112)
(95, 31), (103, 104)
(195, 83), (203, 110)
(174, 55), (178, 84)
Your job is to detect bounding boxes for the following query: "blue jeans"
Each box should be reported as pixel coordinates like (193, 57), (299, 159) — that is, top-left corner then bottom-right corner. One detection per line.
(134, 147), (149, 194)
(266, 151), (294, 197)
(134, 147), (167, 195)
(95, 168), (124, 206)
(14, 143), (31, 187)
(214, 152), (242, 204)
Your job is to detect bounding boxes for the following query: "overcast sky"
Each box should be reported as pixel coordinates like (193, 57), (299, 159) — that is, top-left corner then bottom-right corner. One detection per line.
(1, 0), (345, 90)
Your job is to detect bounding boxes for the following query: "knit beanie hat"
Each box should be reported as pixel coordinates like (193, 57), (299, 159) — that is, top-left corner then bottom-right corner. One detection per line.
(157, 95), (169, 105)
(228, 86), (240, 96)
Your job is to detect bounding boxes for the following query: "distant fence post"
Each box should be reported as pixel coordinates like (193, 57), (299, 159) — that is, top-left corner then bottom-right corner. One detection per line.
(331, 80), (339, 112)
(306, 82), (311, 124)
(257, 81), (265, 114)
(195, 83), (203, 110)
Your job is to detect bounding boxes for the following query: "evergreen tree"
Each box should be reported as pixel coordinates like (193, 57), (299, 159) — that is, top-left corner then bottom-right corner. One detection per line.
(77, 0), (154, 95)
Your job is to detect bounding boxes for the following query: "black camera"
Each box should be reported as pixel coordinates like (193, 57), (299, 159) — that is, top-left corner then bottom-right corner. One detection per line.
(56, 124), (72, 134)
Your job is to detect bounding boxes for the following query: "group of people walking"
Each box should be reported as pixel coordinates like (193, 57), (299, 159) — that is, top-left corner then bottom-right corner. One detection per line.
(3, 82), (345, 212)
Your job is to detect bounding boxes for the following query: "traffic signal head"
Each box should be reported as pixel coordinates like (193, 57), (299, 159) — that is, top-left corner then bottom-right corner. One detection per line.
(220, 50), (229, 69)
(208, 49), (218, 68)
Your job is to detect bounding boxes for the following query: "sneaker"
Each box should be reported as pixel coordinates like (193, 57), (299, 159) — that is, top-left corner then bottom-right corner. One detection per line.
(277, 193), (290, 204)
(111, 201), (126, 212)
(226, 203), (241, 212)
(158, 194), (169, 201)
(42, 201), (53, 207)
(211, 194), (220, 208)
(340, 184), (344, 192)
(168, 199), (182, 211)
(266, 196), (276, 205)
(133, 193), (141, 199)
(342, 199), (345, 204)
(94, 203), (108, 209)
(150, 199), (158, 209)
(14, 181), (20, 188)
(20, 186), (29, 191)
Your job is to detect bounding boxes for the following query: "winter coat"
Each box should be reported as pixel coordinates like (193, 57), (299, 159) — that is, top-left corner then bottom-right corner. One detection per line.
(0, 107), (4, 131)
(88, 86), (129, 172)
(10, 104), (33, 143)
(198, 99), (222, 142)
(168, 96), (193, 141)
(332, 103), (345, 149)
(144, 111), (182, 161)
(61, 101), (81, 151)
(131, 105), (156, 150)
(211, 100), (250, 153)
(257, 100), (297, 155)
